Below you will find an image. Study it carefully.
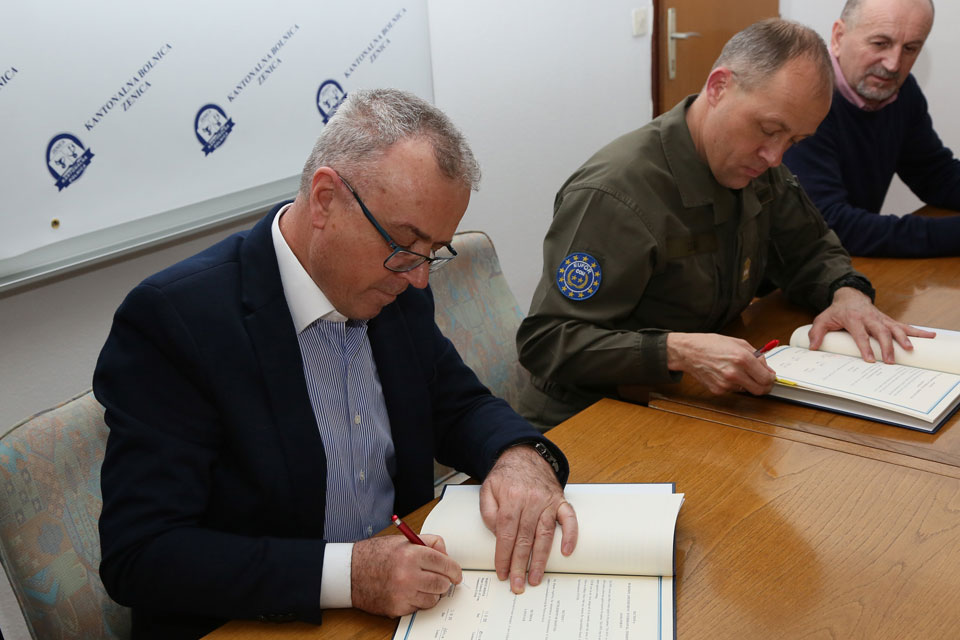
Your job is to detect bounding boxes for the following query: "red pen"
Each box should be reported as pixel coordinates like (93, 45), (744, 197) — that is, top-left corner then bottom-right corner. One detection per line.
(391, 514), (426, 545)
(753, 339), (779, 357)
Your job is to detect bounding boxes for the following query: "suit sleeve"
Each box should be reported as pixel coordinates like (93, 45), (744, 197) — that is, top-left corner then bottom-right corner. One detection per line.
(95, 284), (327, 624)
(895, 86), (960, 214)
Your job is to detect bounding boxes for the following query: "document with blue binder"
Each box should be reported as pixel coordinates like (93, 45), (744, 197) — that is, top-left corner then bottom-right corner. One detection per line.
(764, 324), (960, 432)
(393, 483), (684, 640)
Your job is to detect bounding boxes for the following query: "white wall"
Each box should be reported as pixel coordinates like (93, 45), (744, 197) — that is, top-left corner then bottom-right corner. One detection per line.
(428, 0), (654, 311)
(0, 217), (260, 428)
(781, 0), (960, 215)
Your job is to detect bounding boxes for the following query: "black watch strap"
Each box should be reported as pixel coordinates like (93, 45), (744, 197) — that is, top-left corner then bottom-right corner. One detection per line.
(502, 439), (569, 486)
(829, 274), (876, 303)
(531, 442), (561, 477)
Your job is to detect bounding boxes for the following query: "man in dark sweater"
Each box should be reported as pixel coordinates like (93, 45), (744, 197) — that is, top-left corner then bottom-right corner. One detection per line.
(784, 0), (960, 257)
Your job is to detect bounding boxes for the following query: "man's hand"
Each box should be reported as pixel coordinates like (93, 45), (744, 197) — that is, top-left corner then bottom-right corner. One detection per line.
(666, 332), (776, 395)
(351, 534), (461, 617)
(808, 287), (935, 363)
(479, 445), (578, 594)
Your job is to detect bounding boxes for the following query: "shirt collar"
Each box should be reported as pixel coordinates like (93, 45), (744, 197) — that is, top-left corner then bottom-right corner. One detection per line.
(831, 51), (898, 111)
(271, 203), (348, 332)
(661, 96), (717, 209)
(660, 95), (754, 224)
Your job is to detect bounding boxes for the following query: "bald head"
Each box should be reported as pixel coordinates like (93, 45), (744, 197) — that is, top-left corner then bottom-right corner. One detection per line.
(841, 0), (934, 29)
(833, 0), (934, 107)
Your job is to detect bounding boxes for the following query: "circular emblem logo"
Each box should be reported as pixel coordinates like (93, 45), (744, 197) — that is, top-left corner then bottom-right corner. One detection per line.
(317, 79), (347, 124)
(46, 133), (94, 191)
(556, 252), (602, 301)
(194, 103), (235, 156)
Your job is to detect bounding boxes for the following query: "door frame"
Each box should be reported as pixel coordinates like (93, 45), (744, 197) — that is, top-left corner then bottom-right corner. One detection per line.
(651, 0), (663, 116)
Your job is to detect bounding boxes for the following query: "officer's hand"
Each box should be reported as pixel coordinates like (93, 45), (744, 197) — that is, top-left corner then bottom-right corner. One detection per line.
(351, 534), (461, 617)
(809, 287), (934, 363)
(666, 332), (776, 395)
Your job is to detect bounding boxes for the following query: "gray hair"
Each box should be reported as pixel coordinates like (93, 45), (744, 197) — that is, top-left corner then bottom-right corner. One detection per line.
(841, 0), (935, 26)
(299, 88), (481, 196)
(712, 18), (833, 95)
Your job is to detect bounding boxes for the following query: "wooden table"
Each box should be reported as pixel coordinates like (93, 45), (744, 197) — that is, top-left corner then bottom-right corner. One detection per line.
(205, 399), (960, 639)
(646, 255), (960, 471)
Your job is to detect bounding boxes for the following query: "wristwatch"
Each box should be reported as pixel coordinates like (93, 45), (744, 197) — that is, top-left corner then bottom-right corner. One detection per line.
(502, 439), (568, 486)
(829, 274), (876, 303)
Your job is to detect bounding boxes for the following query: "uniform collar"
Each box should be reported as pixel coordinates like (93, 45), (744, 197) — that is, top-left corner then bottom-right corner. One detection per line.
(659, 96), (762, 224)
(271, 203), (348, 332)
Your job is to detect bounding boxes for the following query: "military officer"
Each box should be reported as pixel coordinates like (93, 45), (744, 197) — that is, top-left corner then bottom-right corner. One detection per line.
(516, 19), (932, 429)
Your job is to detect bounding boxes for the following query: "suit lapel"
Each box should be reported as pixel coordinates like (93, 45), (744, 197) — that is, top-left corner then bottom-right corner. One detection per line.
(368, 294), (435, 515)
(240, 205), (328, 532)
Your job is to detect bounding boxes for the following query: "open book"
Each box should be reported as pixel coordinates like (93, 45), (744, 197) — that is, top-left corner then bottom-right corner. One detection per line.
(763, 324), (960, 432)
(393, 483), (684, 640)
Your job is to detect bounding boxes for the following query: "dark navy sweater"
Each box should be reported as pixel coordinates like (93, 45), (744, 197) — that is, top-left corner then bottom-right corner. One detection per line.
(784, 75), (960, 256)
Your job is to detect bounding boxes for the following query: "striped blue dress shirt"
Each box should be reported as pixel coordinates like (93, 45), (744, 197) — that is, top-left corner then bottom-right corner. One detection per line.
(271, 205), (397, 608)
(297, 318), (396, 542)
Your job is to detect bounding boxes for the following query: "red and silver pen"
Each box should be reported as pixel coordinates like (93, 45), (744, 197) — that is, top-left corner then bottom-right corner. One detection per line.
(391, 514), (426, 545)
(753, 339), (779, 357)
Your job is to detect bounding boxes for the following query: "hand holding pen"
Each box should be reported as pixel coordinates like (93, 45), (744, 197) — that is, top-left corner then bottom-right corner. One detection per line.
(349, 516), (461, 618)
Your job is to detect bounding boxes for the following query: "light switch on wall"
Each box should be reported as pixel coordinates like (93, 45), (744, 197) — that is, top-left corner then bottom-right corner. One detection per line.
(632, 7), (649, 37)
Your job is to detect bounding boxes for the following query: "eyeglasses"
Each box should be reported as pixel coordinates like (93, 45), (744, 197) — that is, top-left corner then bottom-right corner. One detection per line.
(337, 174), (458, 273)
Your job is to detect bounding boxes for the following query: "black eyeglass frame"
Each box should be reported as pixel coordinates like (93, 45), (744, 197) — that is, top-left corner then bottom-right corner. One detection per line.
(336, 173), (458, 273)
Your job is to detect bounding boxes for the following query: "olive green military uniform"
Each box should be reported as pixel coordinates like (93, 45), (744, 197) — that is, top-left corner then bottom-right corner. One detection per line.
(516, 97), (868, 429)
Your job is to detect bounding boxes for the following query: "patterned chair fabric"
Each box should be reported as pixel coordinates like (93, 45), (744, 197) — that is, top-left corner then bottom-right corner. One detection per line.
(431, 230), (527, 407)
(429, 231), (527, 484)
(0, 390), (130, 639)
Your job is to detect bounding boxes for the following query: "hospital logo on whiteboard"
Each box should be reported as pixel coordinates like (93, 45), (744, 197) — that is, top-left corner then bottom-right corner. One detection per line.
(316, 79), (347, 123)
(195, 104), (235, 155)
(46, 133), (94, 191)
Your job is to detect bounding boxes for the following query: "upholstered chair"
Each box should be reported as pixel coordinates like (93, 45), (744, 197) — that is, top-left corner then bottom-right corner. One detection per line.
(429, 230), (528, 483)
(0, 391), (130, 639)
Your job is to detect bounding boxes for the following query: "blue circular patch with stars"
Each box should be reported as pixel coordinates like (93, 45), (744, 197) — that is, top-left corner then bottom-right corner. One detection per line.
(556, 252), (602, 301)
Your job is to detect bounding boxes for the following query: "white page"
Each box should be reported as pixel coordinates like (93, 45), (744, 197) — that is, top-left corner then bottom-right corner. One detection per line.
(394, 571), (672, 640)
(767, 345), (960, 421)
(423, 485), (683, 577)
(789, 324), (960, 374)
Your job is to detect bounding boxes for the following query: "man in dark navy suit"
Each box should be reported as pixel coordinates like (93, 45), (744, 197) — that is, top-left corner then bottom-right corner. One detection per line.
(94, 88), (578, 639)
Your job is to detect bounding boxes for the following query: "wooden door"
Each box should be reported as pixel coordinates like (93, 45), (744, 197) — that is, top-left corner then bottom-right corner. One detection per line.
(654, 0), (780, 115)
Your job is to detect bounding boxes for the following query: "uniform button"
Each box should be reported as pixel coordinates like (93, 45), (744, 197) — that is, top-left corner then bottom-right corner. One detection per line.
(367, 525), (373, 536)
(359, 470), (365, 482)
(354, 414), (361, 425)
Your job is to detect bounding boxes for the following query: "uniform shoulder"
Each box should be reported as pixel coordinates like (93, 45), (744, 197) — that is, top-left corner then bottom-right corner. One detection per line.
(560, 120), (674, 208)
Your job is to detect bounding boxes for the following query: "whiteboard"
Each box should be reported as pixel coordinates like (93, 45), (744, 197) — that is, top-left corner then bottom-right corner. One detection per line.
(0, 1), (432, 291)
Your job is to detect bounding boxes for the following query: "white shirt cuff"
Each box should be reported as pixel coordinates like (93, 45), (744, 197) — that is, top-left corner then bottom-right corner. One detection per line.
(319, 542), (354, 609)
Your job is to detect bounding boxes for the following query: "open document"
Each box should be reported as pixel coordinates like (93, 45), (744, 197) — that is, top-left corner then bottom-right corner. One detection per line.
(393, 483), (684, 640)
(763, 324), (960, 431)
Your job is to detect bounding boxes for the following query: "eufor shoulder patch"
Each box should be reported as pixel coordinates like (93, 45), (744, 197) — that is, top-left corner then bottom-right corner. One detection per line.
(556, 252), (602, 301)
